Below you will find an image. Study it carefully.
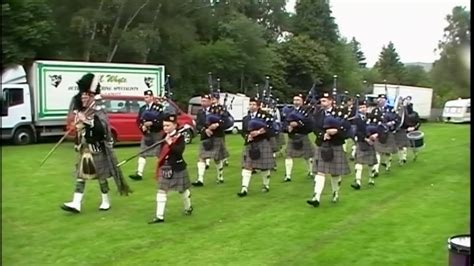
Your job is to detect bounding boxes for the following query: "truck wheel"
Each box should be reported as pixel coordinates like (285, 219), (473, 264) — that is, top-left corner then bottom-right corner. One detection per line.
(182, 129), (192, 144)
(13, 127), (35, 145)
(231, 127), (239, 134)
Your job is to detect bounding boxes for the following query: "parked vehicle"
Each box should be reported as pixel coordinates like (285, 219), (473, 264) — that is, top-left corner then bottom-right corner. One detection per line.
(188, 93), (250, 134)
(66, 95), (196, 144)
(442, 98), (471, 123)
(1, 60), (165, 145)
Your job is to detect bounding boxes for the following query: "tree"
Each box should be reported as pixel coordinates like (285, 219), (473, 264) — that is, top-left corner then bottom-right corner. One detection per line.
(374, 42), (405, 83)
(402, 65), (431, 87)
(350, 37), (367, 68)
(2, 0), (55, 68)
(430, 6), (470, 100)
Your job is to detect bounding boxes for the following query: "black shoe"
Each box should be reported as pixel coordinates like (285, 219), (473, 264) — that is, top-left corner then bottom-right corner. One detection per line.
(402, 159), (407, 164)
(306, 199), (320, 207)
(261, 186), (270, 193)
(184, 207), (193, 216)
(216, 179), (224, 184)
(332, 192), (339, 203)
(60, 204), (80, 213)
(351, 183), (361, 190)
(237, 191), (248, 197)
(272, 167), (277, 171)
(252, 170), (257, 174)
(283, 177), (291, 182)
(148, 217), (165, 224)
(205, 164), (210, 170)
(338, 180), (342, 186)
(349, 157), (355, 161)
(380, 163), (387, 168)
(368, 181), (375, 186)
(192, 180), (204, 187)
(129, 174), (143, 181)
(371, 170), (379, 178)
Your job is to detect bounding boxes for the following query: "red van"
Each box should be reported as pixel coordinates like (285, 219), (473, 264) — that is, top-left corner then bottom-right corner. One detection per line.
(66, 95), (196, 144)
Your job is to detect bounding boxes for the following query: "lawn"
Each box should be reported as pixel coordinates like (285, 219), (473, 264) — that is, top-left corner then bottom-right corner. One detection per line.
(2, 123), (470, 266)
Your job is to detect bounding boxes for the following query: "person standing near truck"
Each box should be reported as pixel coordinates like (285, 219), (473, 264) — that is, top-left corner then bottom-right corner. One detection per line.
(129, 90), (166, 181)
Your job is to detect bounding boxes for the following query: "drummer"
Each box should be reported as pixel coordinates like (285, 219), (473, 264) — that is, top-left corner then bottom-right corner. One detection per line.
(403, 98), (422, 159)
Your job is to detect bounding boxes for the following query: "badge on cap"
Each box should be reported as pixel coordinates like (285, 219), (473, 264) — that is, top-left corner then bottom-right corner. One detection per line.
(144, 90), (154, 96)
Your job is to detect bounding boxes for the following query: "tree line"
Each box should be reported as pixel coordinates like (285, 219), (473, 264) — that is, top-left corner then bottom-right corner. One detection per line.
(2, 0), (470, 107)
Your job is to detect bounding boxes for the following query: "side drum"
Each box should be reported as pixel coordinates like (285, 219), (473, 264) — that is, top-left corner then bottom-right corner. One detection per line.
(407, 130), (424, 150)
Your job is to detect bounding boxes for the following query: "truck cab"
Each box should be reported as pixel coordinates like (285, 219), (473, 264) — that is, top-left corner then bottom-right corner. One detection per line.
(1, 66), (36, 144)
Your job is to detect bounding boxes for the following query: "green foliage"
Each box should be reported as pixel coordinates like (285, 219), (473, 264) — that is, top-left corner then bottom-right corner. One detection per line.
(403, 65), (431, 87)
(2, 0), (56, 68)
(374, 41), (406, 83)
(350, 37), (367, 68)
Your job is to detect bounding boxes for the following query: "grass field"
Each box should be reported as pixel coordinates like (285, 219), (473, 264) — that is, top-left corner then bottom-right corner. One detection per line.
(2, 123), (470, 266)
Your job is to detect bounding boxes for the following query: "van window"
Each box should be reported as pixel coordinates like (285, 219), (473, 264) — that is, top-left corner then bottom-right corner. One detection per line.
(104, 99), (129, 113)
(189, 104), (202, 115)
(3, 88), (24, 107)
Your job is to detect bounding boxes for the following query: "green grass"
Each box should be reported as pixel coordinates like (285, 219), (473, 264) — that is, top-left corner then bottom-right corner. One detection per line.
(2, 123), (470, 266)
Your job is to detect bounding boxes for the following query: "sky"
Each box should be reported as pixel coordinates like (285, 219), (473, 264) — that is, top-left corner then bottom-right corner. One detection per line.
(285, 0), (471, 67)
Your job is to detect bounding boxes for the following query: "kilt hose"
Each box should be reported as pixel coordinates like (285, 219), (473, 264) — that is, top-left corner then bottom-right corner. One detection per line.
(158, 169), (191, 193)
(286, 134), (314, 159)
(140, 132), (162, 157)
(374, 132), (398, 154)
(198, 137), (228, 161)
(355, 142), (377, 166)
(241, 139), (276, 170)
(313, 144), (351, 176)
(74, 151), (113, 181)
(394, 129), (409, 149)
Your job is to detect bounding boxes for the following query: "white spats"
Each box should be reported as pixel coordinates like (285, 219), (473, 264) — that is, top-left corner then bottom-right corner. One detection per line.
(313, 174), (325, 202)
(156, 191), (167, 219)
(205, 158), (211, 167)
(99, 193), (110, 210)
(261, 170), (270, 188)
(241, 169), (252, 192)
(355, 163), (363, 185)
(216, 160), (224, 181)
(284, 158), (293, 178)
(197, 161), (206, 183)
(330, 176), (340, 193)
(137, 157), (146, 176)
(182, 189), (191, 210)
(64, 192), (83, 212)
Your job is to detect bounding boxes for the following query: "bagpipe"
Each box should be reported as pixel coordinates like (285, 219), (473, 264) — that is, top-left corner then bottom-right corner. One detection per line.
(254, 76), (280, 134)
(205, 72), (234, 130)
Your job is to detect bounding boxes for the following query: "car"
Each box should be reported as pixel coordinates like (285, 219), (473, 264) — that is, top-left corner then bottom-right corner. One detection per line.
(66, 95), (197, 145)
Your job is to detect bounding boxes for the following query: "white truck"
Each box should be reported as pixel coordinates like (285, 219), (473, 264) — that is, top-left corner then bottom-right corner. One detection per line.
(442, 98), (470, 123)
(1, 60), (165, 145)
(366, 84), (433, 119)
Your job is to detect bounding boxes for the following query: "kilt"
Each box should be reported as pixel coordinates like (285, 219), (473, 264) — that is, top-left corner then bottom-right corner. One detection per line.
(374, 132), (397, 154)
(394, 129), (409, 148)
(222, 136), (230, 158)
(313, 144), (350, 176)
(74, 151), (112, 180)
(269, 136), (278, 153)
(198, 137), (228, 161)
(355, 142), (377, 166)
(140, 132), (162, 157)
(158, 169), (191, 192)
(286, 134), (314, 159)
(276, 133), (286, 150)
(241, 139), (276, 170)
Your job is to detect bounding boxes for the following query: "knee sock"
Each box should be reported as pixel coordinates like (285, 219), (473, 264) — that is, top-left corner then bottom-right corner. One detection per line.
(137, 157), (146, 176)
(312, 174), (325, 202)
(98, 179), (109, 194)
(284, 158), (293, 178)
(181, 189), (191, 210)
(75, 179), (86, 193)
(241, 169), (252, 192)
(355, 164), (363, 185)
(373, 153), (381, 172)
(261, 170), (270, 188)
(330, 176), (340, 193)
(197, 161), (206, 182)
(215, 160), (224, 181)
(156, 191), (167, 219)
(306, 159), (313, 174)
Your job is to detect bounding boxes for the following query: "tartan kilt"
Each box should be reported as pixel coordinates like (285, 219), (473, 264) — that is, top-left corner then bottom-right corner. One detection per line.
(355, 142), (377, 166)
(140, 132), (162, 157)
(276, 133), (286, 150)
(241, 139), (276, 170)
(313, 145), (351, 176)
(158, 169), (191, 192)
(394, 129), (409, 148)
(198, 137), (228, 161)
(269, 137), (278, 153)
(374, 132), (398, 154)
(222, 136), (230, 158)
(73, 151), (112, 181)
(286, 134), (315, 159)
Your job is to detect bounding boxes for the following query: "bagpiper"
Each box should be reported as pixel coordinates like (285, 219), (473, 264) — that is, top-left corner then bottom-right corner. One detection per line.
(307, 91), (351, 207)
(237, 97), (276, 197)
(129, 90), (165, 181)
(282, 93), (315, 182)
(62, 73), (131, 213)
